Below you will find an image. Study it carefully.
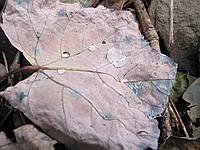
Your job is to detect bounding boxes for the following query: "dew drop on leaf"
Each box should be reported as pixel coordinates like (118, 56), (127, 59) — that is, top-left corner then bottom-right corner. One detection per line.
(57, 69), (66, 75)
(137, 102), (141, 108)
(87, 44), (98, 51)
(137, 131), (148, 137)
(62, 51), (70, 58)
(102, 40), (106, 44)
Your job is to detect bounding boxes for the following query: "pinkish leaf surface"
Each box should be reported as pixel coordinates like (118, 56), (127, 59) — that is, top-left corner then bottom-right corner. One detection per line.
(0, 0), (177, 149)
(0, 125), (56, 150)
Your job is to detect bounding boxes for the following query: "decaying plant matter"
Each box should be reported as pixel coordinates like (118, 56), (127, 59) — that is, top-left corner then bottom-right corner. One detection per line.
(0, 0), (177, 149)
(86, 0), (160, 51)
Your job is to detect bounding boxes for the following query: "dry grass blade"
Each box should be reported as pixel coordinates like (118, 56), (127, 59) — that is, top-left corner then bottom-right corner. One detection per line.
(169, 0), (174, 45)
(168, 102), (180, 131)
(1, 51), (11, 84)
(169, 98), (189, 137)
(0, 107), (13, 128)
(165, 105), (172, 137)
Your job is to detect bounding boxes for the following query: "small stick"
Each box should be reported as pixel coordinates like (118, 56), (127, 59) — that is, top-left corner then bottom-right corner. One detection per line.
(0, 66), (42, 83)
(133, 0), (160, 52)
(1, 51), (11, 84)
(165, 105), (172, 137)
(169, 98), (189, 137)
(0, 108), (13, 128)
(169, 0), (174, 45)
(18, 111), (26, 125)
(168, 102), (180, 131)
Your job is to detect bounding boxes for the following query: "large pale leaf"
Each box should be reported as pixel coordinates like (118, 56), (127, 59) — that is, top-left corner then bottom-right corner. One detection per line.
(0, 0), (177, 149)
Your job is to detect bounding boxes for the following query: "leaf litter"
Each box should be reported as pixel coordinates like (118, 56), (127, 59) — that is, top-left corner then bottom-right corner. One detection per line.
(0, 0), (177, 149)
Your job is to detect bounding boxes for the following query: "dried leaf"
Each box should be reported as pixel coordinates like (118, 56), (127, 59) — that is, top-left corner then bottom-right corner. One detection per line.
(161, 136), (200, 150)
(0, 0), (177, 149)
(0, 132), (16, 150)
(183, 77), (200, 137)
(0, 125), (56, 150)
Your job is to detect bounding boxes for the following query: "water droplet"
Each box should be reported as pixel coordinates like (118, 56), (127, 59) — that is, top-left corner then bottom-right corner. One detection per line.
(107, 47), (127, 68)
(102, 40), (106, 44)
(87, 44), (98, 51)
(120, 79), (128, 83)
(62, 51), (70, 58)
(104, 115), (110, 120)
(137, 131), (148, 137)
(36, 32), (40, 38)
(57, 69), (66, 75)
(137, 102), (141, 108)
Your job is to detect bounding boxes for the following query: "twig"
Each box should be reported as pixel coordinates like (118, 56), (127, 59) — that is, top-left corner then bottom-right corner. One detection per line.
(1, 51), (11, 84)
(0, 97), (4, 118)
(169, 0), (174, 45)
(9, 51), (22, 85)
(168, 102), (180, 131)
(0, 108), (13, 128)
(0, 66), (42, 83)
(165, 105), (172, 137)
(0, 0), (8, 22)
(86, 0), (100, 7)
(133, 0), (160, 52)
(169, 98), (189, 137)
(10, 51), (21, 71)
(18, 111), (26, 125)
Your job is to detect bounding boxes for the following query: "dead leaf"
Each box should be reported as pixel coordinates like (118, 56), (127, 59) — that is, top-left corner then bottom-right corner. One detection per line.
(183, 77), (200, 137)
(0, 0), (177, 149)
(0, 125), (56, 150)
(160, 136), (200, 150)
(0, 131), (16, 150)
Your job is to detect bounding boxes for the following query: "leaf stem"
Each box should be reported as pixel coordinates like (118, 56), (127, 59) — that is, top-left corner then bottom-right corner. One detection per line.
(0, 66), (43, 83)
